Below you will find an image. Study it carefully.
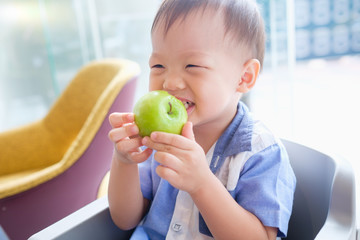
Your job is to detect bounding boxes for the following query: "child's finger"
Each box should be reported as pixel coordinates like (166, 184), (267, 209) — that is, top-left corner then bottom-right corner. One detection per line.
(154, 151), (182, 172)
(181, 122), (195, 141)
(115, 137), (143, 153)
(130, 147), (153, 163)
(155, 164), (178, 184)
(109, 112), (134, 128)
(108, 123), (139, 142)
(145, 131), (193, 151)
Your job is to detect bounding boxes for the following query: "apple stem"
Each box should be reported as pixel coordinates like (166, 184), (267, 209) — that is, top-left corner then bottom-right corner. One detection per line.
(168, 102), (173, 115)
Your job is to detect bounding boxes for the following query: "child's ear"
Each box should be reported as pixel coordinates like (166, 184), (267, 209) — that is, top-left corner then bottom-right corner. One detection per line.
(237, 59), (260, 93)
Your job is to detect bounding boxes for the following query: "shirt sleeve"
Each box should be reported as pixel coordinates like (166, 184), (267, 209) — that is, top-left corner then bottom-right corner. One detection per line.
(138, 151), (155, 201)
(138, 150), (164, 201)
(234, 143), (296, 237)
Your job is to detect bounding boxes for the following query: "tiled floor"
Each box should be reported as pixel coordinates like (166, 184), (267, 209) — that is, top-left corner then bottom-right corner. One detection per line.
(250, 54), (360, 229)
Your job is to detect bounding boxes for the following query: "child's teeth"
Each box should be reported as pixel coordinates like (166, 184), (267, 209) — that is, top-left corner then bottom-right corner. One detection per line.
(183, 101), (191, 109)
(184, 102), (189, 109)
(182, 100), (194, 110)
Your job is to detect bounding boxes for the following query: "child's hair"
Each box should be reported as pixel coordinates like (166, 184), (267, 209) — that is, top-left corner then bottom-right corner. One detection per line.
(151, 0), (266, 68)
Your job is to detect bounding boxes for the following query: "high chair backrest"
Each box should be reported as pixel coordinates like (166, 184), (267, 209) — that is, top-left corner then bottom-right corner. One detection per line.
(282, 139), (357, 240)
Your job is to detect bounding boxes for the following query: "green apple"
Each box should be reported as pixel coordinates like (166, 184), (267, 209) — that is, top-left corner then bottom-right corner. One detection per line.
(133, 90), (188, 137)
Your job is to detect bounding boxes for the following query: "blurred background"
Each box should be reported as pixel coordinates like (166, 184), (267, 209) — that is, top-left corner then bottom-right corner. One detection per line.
(0, 0), (359, 214)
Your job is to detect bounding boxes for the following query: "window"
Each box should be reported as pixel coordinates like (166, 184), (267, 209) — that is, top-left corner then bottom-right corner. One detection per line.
(1, 1), (359, 184)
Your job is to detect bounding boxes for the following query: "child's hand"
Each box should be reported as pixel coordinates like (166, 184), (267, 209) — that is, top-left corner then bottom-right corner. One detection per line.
(108, 113), (153, 164)
(142, 122), (213, 195)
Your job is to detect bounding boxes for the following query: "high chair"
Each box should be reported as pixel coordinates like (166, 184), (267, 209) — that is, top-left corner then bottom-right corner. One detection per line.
(28, 139), (358, 240)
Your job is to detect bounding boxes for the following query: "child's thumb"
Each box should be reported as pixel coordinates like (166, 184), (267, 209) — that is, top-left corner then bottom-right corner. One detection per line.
(181, 121), (195, 141)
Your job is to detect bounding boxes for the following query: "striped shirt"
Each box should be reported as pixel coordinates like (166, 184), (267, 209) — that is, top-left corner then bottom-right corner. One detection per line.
(130, 102), (296, 239)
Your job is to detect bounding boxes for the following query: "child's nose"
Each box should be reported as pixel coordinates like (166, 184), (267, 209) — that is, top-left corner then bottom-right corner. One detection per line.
(162, 73), (186, 90)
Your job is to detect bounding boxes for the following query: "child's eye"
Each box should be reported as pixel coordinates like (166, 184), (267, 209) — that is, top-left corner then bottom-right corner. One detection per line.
(152, 64), (164, 69)
(186, 64), (199, 68)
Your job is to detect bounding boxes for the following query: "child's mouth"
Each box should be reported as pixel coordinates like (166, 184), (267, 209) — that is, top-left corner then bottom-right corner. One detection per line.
(183, 101), (194, 110)
(181, 100), (195, 115)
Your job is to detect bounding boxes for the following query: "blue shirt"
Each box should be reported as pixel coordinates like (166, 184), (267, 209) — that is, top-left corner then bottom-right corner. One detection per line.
(131, 102), (296, 239)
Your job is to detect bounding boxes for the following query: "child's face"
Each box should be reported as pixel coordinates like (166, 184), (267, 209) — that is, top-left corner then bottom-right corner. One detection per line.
(149, 8), (250, 131)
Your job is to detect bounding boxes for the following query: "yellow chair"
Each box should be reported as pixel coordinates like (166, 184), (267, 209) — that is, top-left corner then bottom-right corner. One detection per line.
(0, 58), (139, 240)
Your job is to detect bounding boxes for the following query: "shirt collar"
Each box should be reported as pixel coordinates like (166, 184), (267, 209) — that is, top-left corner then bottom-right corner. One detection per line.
(209, 101), (253, 173)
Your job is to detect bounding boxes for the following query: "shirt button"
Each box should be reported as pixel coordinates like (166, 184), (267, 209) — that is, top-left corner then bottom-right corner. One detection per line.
(172, 223), (182, 232)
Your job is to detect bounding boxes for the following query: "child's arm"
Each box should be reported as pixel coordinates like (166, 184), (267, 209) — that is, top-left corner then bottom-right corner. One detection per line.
(107, 113), (152, 230)
(143, 122), (277, 240)
(190, 172), (278, 240)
